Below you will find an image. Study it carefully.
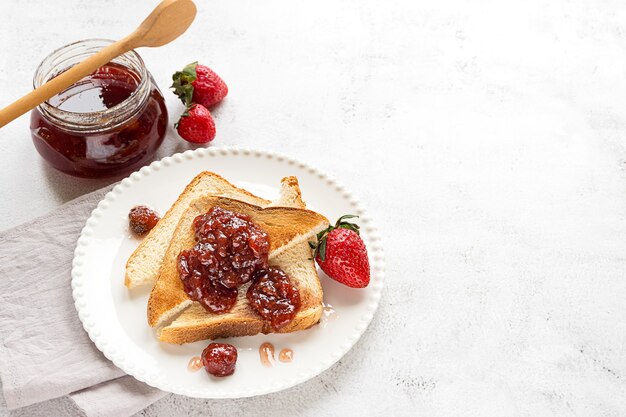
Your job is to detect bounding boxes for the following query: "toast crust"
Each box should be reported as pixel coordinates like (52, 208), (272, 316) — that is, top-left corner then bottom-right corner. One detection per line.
(269, 176), (306, 209)
(158, 306), (322, 343)
(147, 196), (328, 328)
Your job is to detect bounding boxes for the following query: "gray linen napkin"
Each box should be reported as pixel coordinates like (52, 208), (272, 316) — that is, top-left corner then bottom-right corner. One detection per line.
(0, 185), (168, 416)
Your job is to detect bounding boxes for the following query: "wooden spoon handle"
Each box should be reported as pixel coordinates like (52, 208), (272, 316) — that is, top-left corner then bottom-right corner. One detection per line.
(0, 39), (132, 128)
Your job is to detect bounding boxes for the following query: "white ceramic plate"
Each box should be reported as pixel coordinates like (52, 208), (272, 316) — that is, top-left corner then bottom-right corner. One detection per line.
(71, 147), (384, 398)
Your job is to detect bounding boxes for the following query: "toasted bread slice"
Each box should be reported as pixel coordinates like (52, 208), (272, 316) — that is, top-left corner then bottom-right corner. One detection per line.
(158, 178), (321, 344)
(126, 172), (293, 289)
(147, 196), (329, 329)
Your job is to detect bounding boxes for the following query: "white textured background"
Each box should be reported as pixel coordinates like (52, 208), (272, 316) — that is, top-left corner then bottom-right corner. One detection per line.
(2, 0), (626, 415)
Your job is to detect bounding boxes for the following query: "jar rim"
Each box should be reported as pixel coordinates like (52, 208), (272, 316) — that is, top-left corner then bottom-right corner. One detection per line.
(34, 38), (150, 132)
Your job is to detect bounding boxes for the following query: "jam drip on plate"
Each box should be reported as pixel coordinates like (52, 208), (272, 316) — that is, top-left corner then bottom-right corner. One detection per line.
(259, 342), (275, 367)
(279, 348), (294, 363)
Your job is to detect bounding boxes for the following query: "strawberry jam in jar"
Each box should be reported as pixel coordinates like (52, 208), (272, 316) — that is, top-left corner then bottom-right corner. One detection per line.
(30, 39), (168, 178)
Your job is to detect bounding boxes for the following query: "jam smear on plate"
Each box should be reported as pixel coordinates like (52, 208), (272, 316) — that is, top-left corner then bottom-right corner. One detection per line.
(259, 342), (275, 367)
(187, 356), (203, 372)
(279, 348), (294, 363)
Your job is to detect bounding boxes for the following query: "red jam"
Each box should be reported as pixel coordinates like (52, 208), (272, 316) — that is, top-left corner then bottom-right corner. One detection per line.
(178, 207), (270, 314)
(30, 62), (167, 178)
(178, 207), (301, 329)
(201, 343), (237, 377)
(247, 268), (301, 330)
(128, 205), (160, 236)
(47, 63), (138, 112)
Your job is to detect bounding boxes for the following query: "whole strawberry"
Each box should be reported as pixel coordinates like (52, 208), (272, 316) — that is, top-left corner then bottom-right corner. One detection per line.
(176, 104), (216, 143)
(171, 62), (228, 109)
(310, 215), (370, 288)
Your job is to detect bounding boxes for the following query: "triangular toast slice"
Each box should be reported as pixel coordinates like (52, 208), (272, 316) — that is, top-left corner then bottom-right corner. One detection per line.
(147, 196), (329, 330)
(158, 177), (321, 344)
(126, 172), (283, 289)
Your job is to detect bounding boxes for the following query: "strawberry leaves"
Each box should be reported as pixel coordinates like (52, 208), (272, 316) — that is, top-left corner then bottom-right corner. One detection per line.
(309, 229), (329, 261)
(171, 61), (198, 109)
(309, 214), (359, 261)
(334, 214), (360, 234)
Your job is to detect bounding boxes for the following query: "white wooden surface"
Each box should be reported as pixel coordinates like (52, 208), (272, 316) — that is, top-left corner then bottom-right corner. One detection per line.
(2, 0), (626, 415)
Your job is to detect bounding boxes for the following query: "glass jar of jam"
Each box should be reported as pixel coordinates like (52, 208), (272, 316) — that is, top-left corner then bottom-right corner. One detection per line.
(30, 39), (168, 178)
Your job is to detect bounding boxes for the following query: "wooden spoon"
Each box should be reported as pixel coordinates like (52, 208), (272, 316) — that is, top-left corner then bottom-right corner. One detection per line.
(0, 0), (197, 128)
